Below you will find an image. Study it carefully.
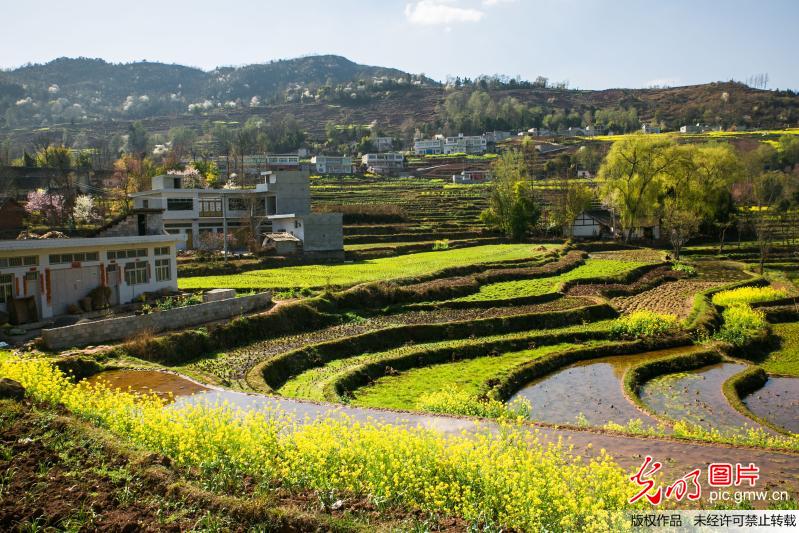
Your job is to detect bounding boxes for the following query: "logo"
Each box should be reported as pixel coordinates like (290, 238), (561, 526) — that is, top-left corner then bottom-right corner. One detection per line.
(629, 456), (760, 505)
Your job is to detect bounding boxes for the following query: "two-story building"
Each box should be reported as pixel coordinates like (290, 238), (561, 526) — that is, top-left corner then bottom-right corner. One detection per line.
(311, 155), (353, 174)
(130, 171), (311, 250)
(413, 136), (445, 155)
(361, 153), (405, 175)
(444, 134), (487, 154)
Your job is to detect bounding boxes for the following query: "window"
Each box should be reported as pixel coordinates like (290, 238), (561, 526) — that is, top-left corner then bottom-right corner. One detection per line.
(228, 198), (246, 211)
(0, 256), (38, 268)
(199, 198), (222, 216)
(142, 199), (149, 208)
(48, 252), (99, 264)
(107, 249), (147, 260)
(155, 258), (171, 281)
(167, 198), (193, 211)
(124, 262), (148, 285)
(154, 247), (170, 256)
(0, 274), (12, 303)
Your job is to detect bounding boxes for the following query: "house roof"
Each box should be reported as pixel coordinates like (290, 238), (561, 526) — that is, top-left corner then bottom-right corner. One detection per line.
(0, 234), (184, 253)
(264, 232), (300, 242)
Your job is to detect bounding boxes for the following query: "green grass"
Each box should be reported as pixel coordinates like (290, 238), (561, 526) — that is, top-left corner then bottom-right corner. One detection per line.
(452, 259), (651, 302)
(179, 244), (553, 290)
(278, 320), (616, 401)
(351, 342), (591, 410)
(761, 322), (799, 376)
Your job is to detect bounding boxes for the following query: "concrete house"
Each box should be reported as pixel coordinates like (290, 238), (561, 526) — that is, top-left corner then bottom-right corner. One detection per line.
(267, 213), (344, 254)
(452, 170), (491, 184)
(0, 231), (182, 322)
(362, 153), (405, 175)
(641, 124), (661, 134)
(569, 208), (660, 240)
(444, 134), (487, 154)
(311, 155), (353, 174)
(130, 171), (311, 250)
(413, 137), (445, 155)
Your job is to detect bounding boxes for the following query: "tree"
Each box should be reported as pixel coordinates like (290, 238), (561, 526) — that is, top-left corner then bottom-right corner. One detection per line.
(480, 151), (540, 240)
(127, 121), (149, 158)
(168, 127), (198, 161)
(599, 135), (679, 242)
(550, 179), (595, 237)
(746, 171), (788, 274)
(25, 189), (67, 226)
(73, 195), (100, 224)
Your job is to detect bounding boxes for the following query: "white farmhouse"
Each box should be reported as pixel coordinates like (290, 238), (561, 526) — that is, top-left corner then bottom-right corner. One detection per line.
(0, 233), (182, 321)
(361, 153), (405, 175)
(311, 155), (353, 174)
(130, 172), (311, 250)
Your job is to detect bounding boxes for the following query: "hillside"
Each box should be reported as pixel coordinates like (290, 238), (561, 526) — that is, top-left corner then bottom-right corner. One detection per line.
(1, 55), (798, 149)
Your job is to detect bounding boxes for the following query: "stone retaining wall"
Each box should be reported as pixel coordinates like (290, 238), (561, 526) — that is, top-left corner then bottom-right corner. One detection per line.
(42, 292), (272, 350)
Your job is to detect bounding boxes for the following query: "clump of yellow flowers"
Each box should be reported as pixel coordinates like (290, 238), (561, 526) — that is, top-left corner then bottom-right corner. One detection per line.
(1, 357), (636, 531)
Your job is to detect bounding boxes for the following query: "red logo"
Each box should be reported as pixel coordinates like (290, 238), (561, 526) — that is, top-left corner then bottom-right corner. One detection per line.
(629, 457), (760, 504)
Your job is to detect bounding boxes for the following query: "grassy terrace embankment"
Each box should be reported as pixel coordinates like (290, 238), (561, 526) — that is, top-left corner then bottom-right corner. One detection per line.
(178, 244), (554, 290)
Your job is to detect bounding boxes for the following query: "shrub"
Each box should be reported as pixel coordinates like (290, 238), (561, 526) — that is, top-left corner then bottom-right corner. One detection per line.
(711, 286), (788, 307)
(671, 262), (696, 276)
(714, 304), (768, 346)
(415, 389), (530, 420)
(432, 239), (450, 251)
(1, 357), (637, 531)
(610, 311), (680, 339)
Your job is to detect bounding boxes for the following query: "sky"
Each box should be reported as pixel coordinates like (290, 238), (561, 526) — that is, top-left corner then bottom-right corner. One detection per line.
(2, 0), (798, 90)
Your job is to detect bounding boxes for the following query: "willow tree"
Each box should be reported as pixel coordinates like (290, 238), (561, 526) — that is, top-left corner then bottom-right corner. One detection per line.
(599, 135), (679, 242)
(480, 151), (540, 241)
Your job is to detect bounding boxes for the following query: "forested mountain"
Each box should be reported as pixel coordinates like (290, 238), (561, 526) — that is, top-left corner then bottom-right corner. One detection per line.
(0, 55), (427, 128)
(1, 55), (798, 155)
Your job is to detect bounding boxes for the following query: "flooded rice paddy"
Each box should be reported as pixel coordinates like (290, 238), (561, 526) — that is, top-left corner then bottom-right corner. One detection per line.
(508, 346), (700, 428)
(743, 376), (799, 433)
(639, 362), (762, 433)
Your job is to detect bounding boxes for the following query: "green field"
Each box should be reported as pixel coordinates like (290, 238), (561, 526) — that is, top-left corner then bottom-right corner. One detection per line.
(179, 244), (553, 290)
(451, 259), (652, 302)
(278, 320), (616, 401)
(762, 322), (799, 376)
(351, 342), (587, 410)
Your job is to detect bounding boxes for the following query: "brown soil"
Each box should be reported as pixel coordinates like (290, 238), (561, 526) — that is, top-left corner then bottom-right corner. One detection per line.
(0, 400), (466, 532)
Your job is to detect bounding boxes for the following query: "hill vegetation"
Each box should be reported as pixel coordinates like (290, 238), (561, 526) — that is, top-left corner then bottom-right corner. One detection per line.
(2, 55), (799, 154)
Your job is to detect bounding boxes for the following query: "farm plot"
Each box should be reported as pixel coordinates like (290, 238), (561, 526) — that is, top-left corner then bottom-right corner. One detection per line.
(761, 322), (799, 376)
(639, 362), (767, 434)
(508, 346), (704, 428)
(277, 320), (617, 402)
(743, 376), (799, 433)
(450, 259), (653, 302)
(612, 280), (722, 318)
(350, 342), (591, 410)
(178, 244), (550, 290)
(186, 297), (593, 385)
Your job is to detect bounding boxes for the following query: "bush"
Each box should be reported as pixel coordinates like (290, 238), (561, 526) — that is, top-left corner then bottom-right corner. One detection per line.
(671, 262), (696, 276)
(714, 304), (768, 346)
(432, 239), (450, 251)
(610, 311), (680, 339)
(415, 389), (530, 420)
(712, 286), (788, 307)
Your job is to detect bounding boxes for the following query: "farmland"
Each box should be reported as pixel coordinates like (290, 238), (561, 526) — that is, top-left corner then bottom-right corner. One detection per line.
(5, 241), (799, 528)
(178, 243), (551, 290)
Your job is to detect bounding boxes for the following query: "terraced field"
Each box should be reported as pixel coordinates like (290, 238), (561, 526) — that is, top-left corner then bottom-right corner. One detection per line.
(449, 258), (653, 302)
(116, 243), (799, 453)
(179, 243), (551, 290)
